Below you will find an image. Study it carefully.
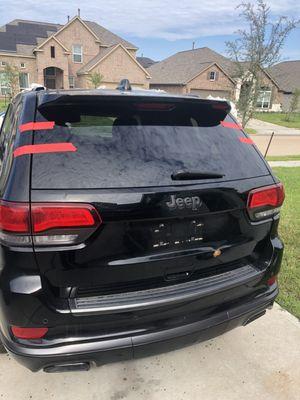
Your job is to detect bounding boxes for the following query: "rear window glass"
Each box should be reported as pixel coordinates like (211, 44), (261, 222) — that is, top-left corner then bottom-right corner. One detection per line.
(31, 97), (269, 189)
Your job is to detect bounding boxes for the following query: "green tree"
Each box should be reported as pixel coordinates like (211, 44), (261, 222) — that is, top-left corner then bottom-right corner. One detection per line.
(3, 64), (20, 98)
(88, 72), (104, 89)
(226, 0), (298, 127)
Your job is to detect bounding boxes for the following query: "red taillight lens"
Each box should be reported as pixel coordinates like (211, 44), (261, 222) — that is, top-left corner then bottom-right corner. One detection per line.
(248, 183), (285, 209)
(0, 201), (101, 247)
(0, 201), (29, 232)
(11, 326), (48, 339)
(247, 183), (285, 220)
(267, 276), (277, 286)
(31, 204), (101, 233)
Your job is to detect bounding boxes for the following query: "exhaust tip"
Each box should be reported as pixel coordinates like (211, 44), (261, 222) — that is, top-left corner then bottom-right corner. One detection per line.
(44, 362), (90, 373)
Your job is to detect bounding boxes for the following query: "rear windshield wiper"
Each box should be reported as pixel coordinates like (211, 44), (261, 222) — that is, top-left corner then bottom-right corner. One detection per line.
(171, 170), (224, 181)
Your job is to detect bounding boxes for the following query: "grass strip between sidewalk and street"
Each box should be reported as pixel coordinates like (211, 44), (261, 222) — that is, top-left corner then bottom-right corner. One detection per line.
(272, 167), (300, 318)
(255, 112), (300, 129)
(266, 155), (300, 162)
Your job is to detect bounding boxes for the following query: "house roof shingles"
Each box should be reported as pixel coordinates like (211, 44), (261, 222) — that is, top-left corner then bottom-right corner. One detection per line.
(137, 57), (157, 68)
(269, 61), (300, 93)
(0, 18), (137, 55)
(84, 21), (137, 49)
(148, 47), (235, 85)
(0, 20), (61, 53)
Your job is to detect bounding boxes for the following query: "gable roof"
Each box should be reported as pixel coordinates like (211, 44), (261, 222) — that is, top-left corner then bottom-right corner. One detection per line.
(77, 45), (118, 74)
(77, 44), (150, 78)
(0, 17), (138, 55)
(85, 21), (137, 50)
(269, 61), (300, 93)
(148, 47), (235, 85)
(137, 57), (157, 68)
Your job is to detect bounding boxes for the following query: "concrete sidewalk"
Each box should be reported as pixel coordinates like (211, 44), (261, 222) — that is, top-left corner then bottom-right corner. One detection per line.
(0, 304), (299, 400)
(248, 119), (300, 136)
(269, 161), (300, 167)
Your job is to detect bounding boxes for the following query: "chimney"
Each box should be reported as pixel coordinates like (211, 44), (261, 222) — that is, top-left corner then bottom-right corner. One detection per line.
(78, 8), (81, 17)
(192, 41), (195, 50)
(67, 15), (70, 22)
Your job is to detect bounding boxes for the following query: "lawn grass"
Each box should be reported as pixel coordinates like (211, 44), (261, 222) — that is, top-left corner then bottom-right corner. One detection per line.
(0, 100), (8, 112)
(254, 112), (300, 129)
(267, 155), (300, 161)
(272, 167), (300, 318)
(245, 128), (257, 135)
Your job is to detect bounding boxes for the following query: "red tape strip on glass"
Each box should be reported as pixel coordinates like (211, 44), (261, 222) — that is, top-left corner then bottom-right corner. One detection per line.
(19, 121), (55, 133)
(221, 121), (242, 130)
(13, 143), (77, 158)
(239, 137), (254, 144)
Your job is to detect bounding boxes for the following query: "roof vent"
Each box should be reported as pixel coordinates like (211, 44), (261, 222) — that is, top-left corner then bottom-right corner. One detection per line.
(117, 79), (132, 91)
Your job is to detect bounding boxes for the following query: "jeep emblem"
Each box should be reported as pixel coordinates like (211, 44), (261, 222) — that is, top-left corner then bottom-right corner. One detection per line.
(166, 195), (202, 211)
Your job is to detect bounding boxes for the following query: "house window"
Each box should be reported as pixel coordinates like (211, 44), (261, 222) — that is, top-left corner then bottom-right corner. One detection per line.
(257, 88), (272, 109)
(50, 46), (55, 58)
(19, 72), (29, 90)
(209, 71), (216, 81)
(72, 45), (83, 63)
(44, 67), (56, 77)
(1, 61), (6, 67)
(20, 62), (26, 69)
(69, 76), (75, 89)
(0, 72), (10, 95)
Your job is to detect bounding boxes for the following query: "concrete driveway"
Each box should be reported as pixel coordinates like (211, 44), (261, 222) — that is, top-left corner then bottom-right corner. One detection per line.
(0, 304), (299, 400)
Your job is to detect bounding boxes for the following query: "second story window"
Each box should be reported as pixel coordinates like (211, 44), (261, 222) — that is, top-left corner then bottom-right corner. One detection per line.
(209, 71), (217, 81)
(20, 62), (26, 68)
(50, 46), (55, 58)
(72, 45), (83, 63)
(1, 61), (6, 67)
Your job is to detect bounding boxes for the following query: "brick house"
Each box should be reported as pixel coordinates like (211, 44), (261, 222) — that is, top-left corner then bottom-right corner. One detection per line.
(269, 61), (300, 112)
(0, 16), (150, 95)
(148, 47), (282, 111)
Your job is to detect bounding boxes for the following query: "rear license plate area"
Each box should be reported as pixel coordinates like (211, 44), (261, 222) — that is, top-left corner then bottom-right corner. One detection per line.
(128, 218), (204, 251)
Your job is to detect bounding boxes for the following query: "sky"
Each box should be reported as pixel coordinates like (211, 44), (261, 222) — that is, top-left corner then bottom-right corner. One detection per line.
(0, 0), (299, 62)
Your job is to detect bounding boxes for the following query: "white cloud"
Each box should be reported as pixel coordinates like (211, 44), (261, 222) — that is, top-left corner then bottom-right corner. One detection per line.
(0, 0), (299, 40)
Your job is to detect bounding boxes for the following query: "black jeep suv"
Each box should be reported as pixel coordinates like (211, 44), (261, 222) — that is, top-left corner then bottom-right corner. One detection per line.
(0, 85), (284, 372)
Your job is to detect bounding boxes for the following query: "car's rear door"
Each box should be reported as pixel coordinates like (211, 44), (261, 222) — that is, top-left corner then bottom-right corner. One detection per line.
(30, 94), (275, 300)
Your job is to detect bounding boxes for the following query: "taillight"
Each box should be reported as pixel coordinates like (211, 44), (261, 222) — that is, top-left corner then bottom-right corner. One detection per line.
(11, 326), (48, 340)
(247, 183), (285, 221)
(0, 201), (102, 247)
(0, 201), (31, 245)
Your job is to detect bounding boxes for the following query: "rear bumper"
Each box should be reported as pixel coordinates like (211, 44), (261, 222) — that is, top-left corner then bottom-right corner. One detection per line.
(1, 285), (278, 372)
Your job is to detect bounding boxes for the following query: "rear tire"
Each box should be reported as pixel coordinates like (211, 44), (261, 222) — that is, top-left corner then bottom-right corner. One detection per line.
(0, 341), (6, 353)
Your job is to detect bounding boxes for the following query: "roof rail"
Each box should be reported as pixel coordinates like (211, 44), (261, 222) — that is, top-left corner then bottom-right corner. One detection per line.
(117, 79), (132, 91)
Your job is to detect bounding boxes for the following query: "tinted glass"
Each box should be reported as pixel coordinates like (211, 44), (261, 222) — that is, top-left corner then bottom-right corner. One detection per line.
(32, 98), (269, 189)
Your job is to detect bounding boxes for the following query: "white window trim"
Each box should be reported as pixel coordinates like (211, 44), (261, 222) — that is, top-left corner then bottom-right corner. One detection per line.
(19, 72), (30, 90)
(0, 71), (10, 95)
(69, 76), (75, 89)
(72, 45), (83, 63)
(20, 62), (26, 69)
(209, 71), (216, 81)
(1, 61), (6, 67)
(256, 89), (272, 109)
